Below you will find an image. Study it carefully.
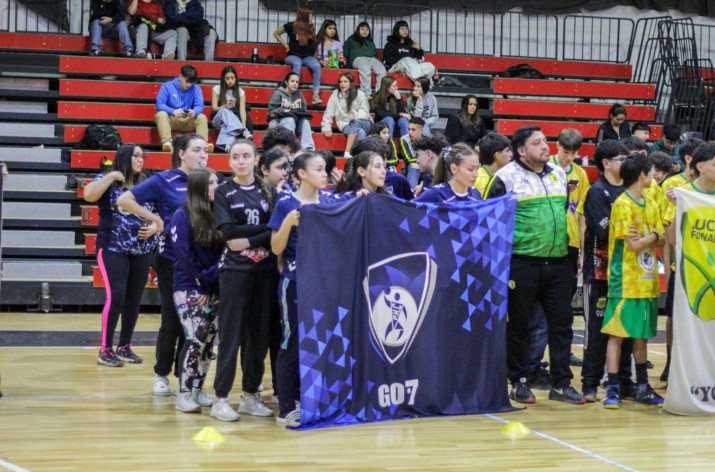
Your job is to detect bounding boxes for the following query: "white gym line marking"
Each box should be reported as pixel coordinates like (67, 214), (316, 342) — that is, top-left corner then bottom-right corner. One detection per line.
(486, 414), (641, 472)
(0, 458), (32, 472)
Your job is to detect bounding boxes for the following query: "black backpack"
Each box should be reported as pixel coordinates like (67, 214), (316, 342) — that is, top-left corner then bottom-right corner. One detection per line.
(505, 63), (546, 79)
(75, 125), (122, 150)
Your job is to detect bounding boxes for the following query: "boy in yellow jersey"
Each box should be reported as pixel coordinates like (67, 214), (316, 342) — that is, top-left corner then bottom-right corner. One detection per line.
(659, 138), (704, 381)
(552, 129), (590, 367)
(475, 132), (512, 194)
(602, 153), (666, 409)
(649, 151), (673, 185)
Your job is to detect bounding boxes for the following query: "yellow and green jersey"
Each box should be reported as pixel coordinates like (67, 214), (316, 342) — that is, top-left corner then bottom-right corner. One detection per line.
(661, 173), (691, 226)
(643, 178), (666, 220)
(608, 191), (664, 299)
(473, 166), (492, 195)
(551, 156), (590, 248)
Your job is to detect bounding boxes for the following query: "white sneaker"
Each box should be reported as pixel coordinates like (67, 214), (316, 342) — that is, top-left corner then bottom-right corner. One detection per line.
(343, 151), (352, 158)
(238, 392), (274, 417)
(257, 383), (264, 392)
(210, 398), (240, 422)
(153, 375), (171, 396)
(175, 391), (201, 413)
(193, 389), (214, 407)
(276, 408), (301, 427)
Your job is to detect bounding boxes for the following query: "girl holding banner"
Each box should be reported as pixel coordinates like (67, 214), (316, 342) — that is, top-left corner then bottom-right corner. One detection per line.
(269, 151), (335, 427)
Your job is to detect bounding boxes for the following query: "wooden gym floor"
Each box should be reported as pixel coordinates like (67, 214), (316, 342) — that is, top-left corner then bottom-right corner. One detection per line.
(1, 313), (713, 471)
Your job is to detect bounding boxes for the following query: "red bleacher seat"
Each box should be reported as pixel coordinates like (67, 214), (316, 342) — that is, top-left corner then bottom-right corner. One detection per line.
(493, 100), (656, 121)
(493, 78), (654, 100)
(497, 119), (662, 140)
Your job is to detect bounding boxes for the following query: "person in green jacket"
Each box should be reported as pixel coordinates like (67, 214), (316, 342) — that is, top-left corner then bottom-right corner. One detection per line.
(343, 21), (386, 98)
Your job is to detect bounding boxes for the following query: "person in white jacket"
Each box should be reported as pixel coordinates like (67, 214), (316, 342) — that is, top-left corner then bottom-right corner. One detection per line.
(321, 73), (373, 157)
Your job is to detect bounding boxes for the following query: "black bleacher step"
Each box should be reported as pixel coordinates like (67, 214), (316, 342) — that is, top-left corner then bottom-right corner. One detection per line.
(3, 189), (78, 201)
(0, 89), (58, 100)
(0, 112), (59, 122)
(0, 280), (160, 306)
(0, 52), (59, 75)
(1, 246), (87, 258)
(0, 136), (65, 145)
(0, 160), (71, 172)
(2, 217), (82, 229)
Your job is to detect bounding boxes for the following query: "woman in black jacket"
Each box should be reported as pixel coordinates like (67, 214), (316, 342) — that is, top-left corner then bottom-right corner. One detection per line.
(382, 20), (435, 82)
(370, 76), (410, 138)
(596, 103), (631, 143)
(444, 94), (486, 148)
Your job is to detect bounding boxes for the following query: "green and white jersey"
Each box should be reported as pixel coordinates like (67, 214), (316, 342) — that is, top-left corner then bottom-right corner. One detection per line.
(485, 159), (569, 258)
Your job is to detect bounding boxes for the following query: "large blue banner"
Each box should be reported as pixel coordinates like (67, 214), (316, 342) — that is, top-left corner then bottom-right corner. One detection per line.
(296, 193), (517, 428)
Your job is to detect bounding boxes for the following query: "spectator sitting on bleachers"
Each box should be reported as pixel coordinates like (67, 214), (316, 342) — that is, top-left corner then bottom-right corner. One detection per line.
(89, 0), (133, 57)
(343, 22), (386, 98)
(321, 72), (373, 158)
(211, 65), (253, 151)
(267, 72), (315, 151)
(316, 20), (343, 69)
(164, 0), (218, 62)
(155, 64), (213, 153)
(399, 117), (425, 188)
(127, 0), (177, 60)
(382, 20), (435, 82)
(650, 123), (683, 172)
(273, 6), (322, 105)
(596, 103), (631, 144)
(371, 76), (409, 139)
(407, 77), (438, 136)
(444, 94), (486, 149)
(631, 121), (651, 141)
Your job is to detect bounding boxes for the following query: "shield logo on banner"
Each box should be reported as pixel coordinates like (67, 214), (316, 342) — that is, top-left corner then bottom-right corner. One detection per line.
(680, 207), (715, 320)
(362, 252), (438, 364)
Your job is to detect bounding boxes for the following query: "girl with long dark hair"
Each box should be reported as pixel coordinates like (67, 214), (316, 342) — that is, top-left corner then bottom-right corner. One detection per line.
(316, 19), (343, 68)
(343, 21), (386, 97)
(117, 133), (209, 396)
(210, 140), (278, 421)
(444, 95), (486, 148)
(382, 20), (435, 81)
(334, 151), (388, 197)
(273, 6), (322, 104)
(371, 76), (410, 138)
(84, 143), (157, 367)
(321, 72), (373, 157)
(211, 65), (253, 149)
(170, 167), (223, 413)
(407, 77), (439, 136)
(267, 72), (316, 151)
(269, 151), (334, 427)
(597, 103), (631, 143)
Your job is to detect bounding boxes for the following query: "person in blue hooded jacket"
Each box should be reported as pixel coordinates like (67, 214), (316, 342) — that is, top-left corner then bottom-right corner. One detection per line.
(164, 0), (218, 62)
(155, 64), (213, 153)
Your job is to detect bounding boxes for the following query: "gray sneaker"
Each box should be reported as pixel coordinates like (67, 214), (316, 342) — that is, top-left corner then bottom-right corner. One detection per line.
(175, 391), (201, 413)
(210, 398), (240, 422)
(193, 389), (213, 407)
(238, 392), (274, 417)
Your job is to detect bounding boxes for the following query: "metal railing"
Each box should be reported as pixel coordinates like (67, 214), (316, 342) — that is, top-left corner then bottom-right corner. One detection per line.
(500, 12), (558, 60)
(694, 23), (715, 65)
(562, 15), (633, 63)
(435, 9), (496, 56)
(370, 3), (433, 53)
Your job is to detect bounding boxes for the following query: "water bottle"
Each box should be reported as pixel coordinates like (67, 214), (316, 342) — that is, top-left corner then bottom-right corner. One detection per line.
(251, 48), (259, 63)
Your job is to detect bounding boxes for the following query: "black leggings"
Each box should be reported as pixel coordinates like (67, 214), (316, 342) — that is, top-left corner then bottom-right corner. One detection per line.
(153, 252), (185, 378)
(97, 249), (152, 350)
(214, 269), (280, 398)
